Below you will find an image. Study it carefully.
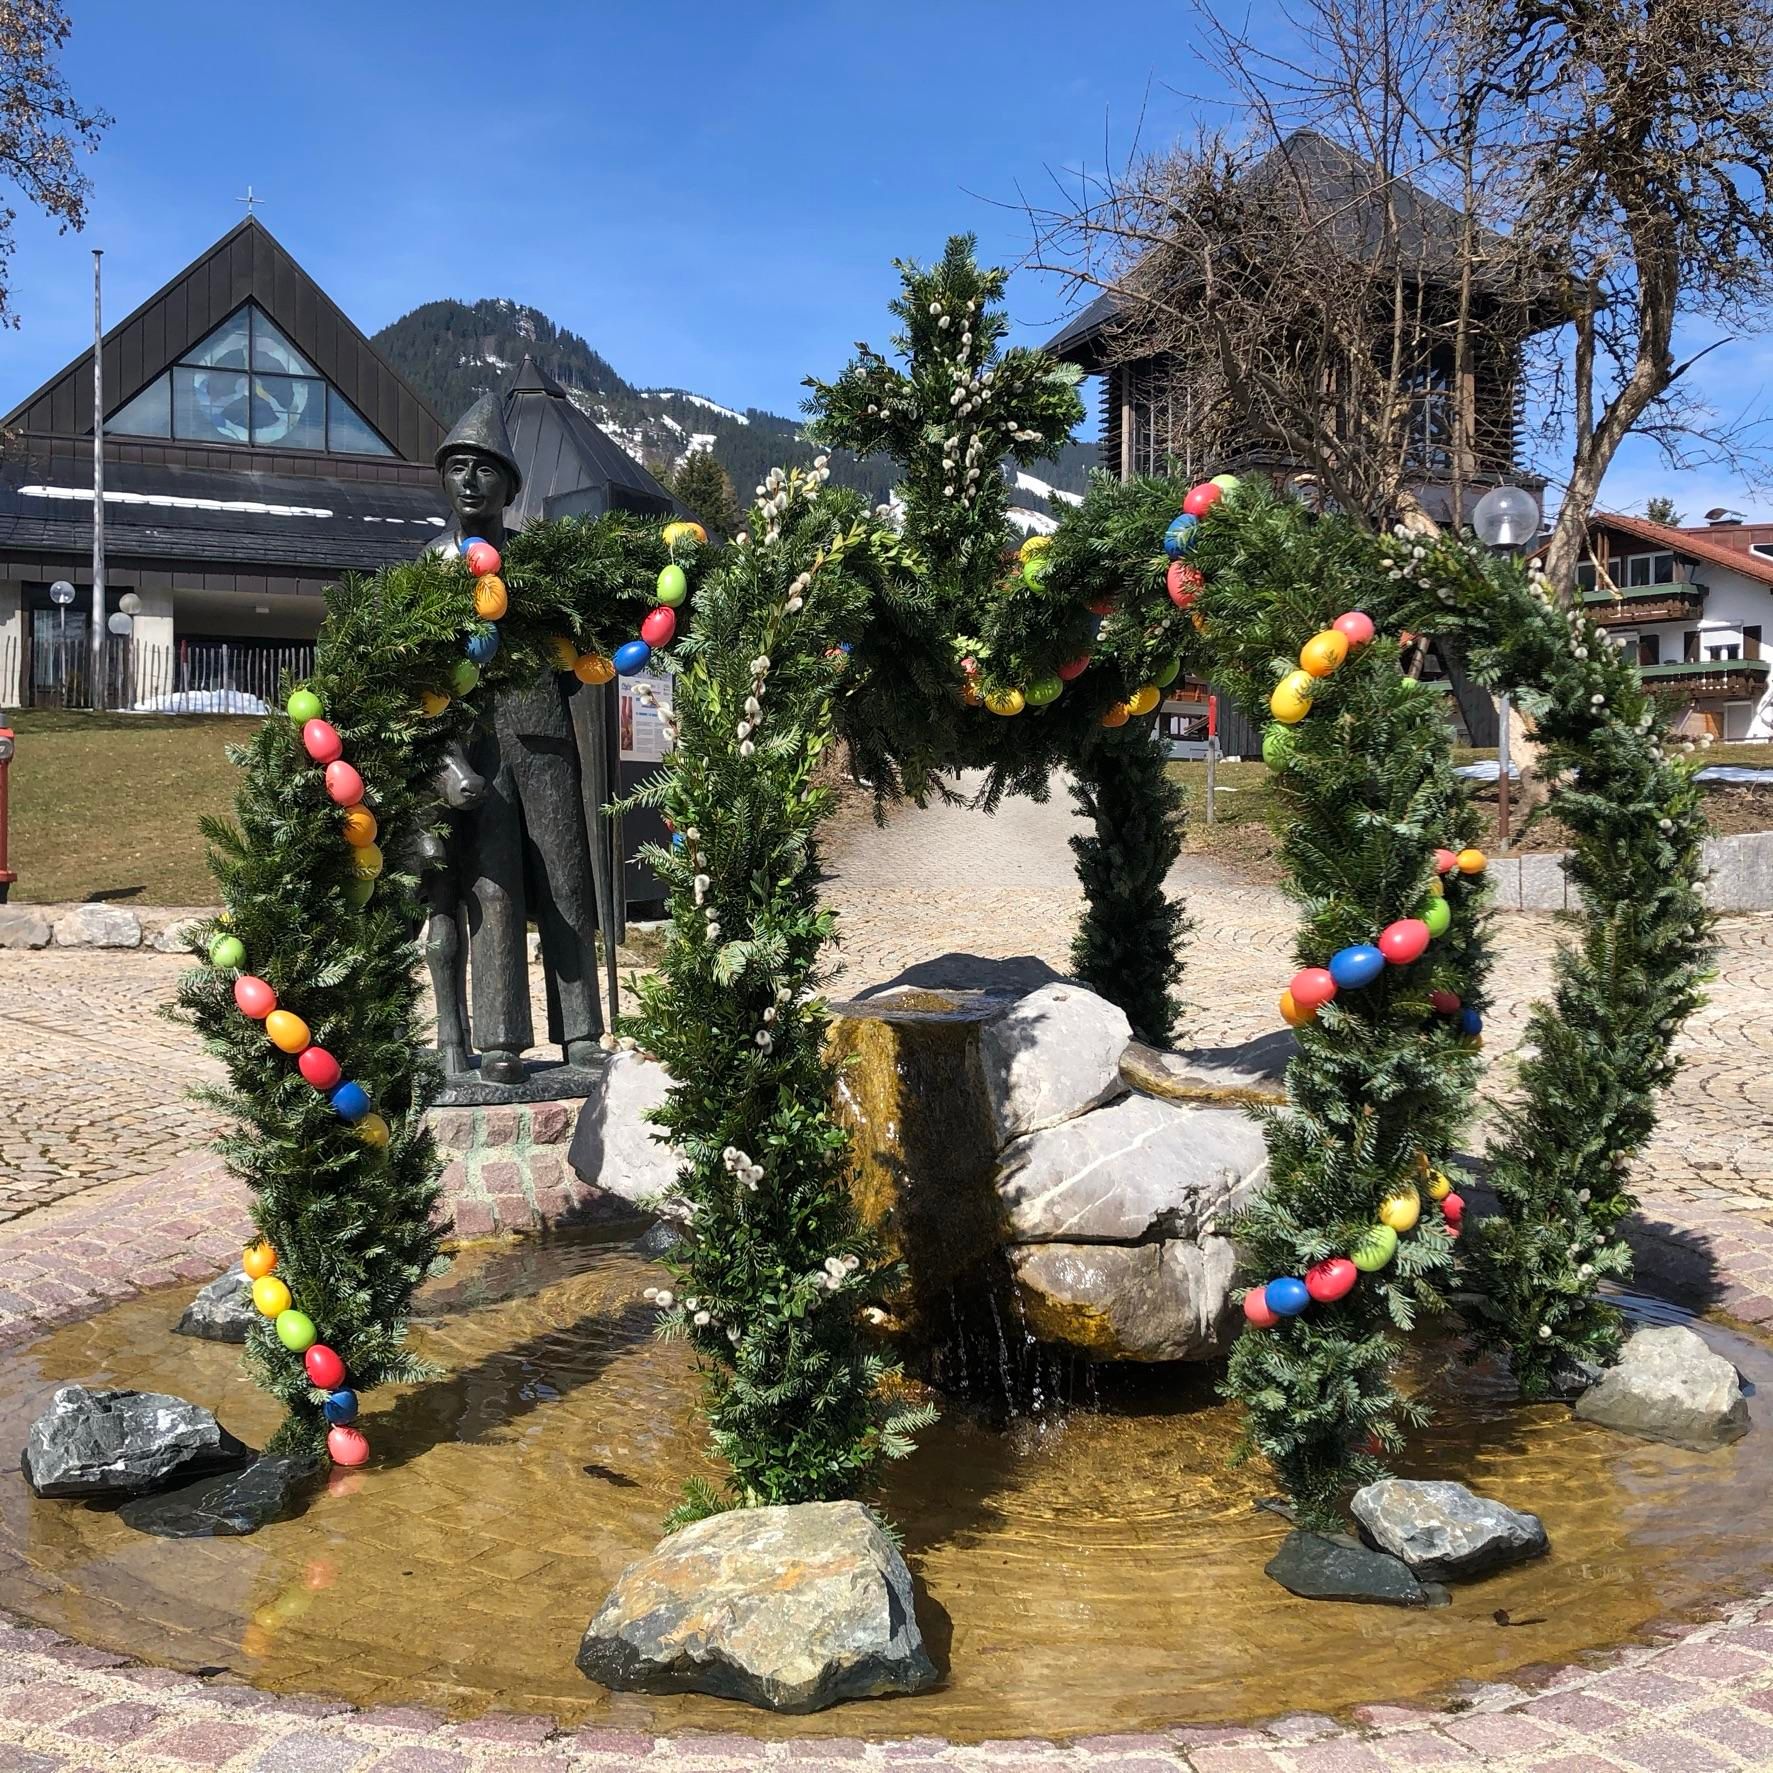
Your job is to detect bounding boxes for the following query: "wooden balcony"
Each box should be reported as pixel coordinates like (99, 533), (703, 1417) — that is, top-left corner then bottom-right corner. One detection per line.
(1640, 658), (1771, 700)
(1581, 586), (1706, 626)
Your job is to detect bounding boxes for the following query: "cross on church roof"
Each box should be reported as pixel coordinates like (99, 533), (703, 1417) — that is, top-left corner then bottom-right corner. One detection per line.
(237, 185), (265, 216)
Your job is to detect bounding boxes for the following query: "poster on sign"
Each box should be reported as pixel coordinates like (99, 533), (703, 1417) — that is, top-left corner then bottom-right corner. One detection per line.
(618, 670), (675, 762)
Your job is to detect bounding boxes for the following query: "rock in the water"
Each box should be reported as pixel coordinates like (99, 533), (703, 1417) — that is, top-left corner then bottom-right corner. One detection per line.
(1265, 1528), (1431, 1606)
(52, 903), (142, 948)
(635, 1220), (684, 1258)
(1009, 1236), (1241, 1361)
(119, 1452), (324, 1538)
(997, 1093), (1266, 1244)
(567, 1051), (688, 1219)
(174, 1270), (256, 1344)
(1574, 1324), (1750, 1450)
(150, 916), (202, 954)
(578, 1500), (937, 1713)
(0, 907), (53, 949)
(979, 981), (1130, 1142)
(22, 1385), (252, 1499)
(1120, 1030), (1292, 1109)
(1352, 1479), (1548, 1581)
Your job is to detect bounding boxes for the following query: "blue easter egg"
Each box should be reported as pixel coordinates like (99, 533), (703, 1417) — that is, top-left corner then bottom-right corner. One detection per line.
(1265, 1276), (1310, 1317)
(459, 535), (486, 555)
(323, 1388), (359, 1425)
(1457, 1007), (1483, 1037)
(671, 831), (687, 851)
(1329, 943), (1385, 991)
(1163, 513), (1199, 558)
(466, 627), (501, 665)
(331, 1080), (371, 1122)
(613, 639), (652, 675)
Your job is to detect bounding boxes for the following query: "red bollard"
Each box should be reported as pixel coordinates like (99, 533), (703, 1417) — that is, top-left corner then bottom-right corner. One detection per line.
(0, 727), (15, 903)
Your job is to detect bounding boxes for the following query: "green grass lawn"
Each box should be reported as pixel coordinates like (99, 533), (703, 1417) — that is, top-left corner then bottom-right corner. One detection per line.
(5, 709), (254, 905)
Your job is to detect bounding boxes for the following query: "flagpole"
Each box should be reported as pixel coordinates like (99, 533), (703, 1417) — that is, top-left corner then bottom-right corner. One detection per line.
(90, 248), (106, 712)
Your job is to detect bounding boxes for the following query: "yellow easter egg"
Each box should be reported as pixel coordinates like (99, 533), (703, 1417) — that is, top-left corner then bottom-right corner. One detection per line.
(420, 690), (450, 717)
(985, 687), (1026, 716)
(1101, 702), (1131, 728)
(1378, 1186), (1422, 1233)
(1018, 534), (1054, 563)
(1269, 669), (1316, 725)
(662, 520), (707, 547)
(1127, 684), (1161, 716)
(355, 1112), (391, 1149)
(473, 574), (509, 620)
(265, 1010), (310, 1055)
(1279, 988), (1314, 1029)
(574, 653), (616, 685)
(1427, 1170), (1453, 1201)
(1457, 847), (1487, 875)
(1299, 630), (1349, 678)
(547, 635), (579, 670)
(252, 1275), (292, 1318)
(348, 842), (384, 880)
(341, 805), (378, 848)
(1425, 877), (1444, 898)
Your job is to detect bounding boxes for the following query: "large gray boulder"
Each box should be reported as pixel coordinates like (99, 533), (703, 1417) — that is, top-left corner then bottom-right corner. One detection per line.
(52, 903), (142, 948)
(22, 1385), (252, 1499)
(1575, 1324), (1750, 1450)
(567, 1051), (688, 1219)
(1352, 1479), (1548, 1581)
(119, 1452), (324, 1538)
(978, 981), (1130, 1142)
(1009, 1236), (1241, 1361)
(578, 1501), (936, 1713)
(150, 916), (203, 955)
(174, 1270), (256, 1344)
(996, 1093), (1266, 1244)
(0, 907), (53, 949)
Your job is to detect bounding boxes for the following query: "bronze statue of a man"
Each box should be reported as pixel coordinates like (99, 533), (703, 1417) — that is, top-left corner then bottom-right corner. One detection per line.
(426, 394), (605, 1085)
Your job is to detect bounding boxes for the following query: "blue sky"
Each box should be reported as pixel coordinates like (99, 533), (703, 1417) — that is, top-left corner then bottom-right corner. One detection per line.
(5, 0), (1766, 522)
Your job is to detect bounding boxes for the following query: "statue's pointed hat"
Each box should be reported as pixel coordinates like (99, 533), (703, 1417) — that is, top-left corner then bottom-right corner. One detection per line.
(435, 390), (523, 494)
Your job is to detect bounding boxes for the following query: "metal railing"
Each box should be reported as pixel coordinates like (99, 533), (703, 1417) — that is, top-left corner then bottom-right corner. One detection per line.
(0, 631), (313, 715)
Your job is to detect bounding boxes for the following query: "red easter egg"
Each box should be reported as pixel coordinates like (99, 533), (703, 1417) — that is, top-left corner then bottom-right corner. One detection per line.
(302, 719), (343, 764)
(297, 1046), (342, 1091)
(1056, 655), (1092, 681)
(464, 540), (501, 578)
(1434, 848), (1459, 875)
(324, 761), (364, 806)
(1305, 1257), (1358, 1303)
(1429, 989), (1462, 1016)
(305, 1344), (346, 1389)
(1182, 481), (1223, 519)
(1289, 967), (1338, 1010)
(1167, 561), (1203, 608)
(326, 1424), (370, 1467)
(1242, 1288), (1279, 1328)
(1333, 610), (1376, 646)
(1087, 593), (1117, 616)
(640, 605), (677, 647)
(1441, 1191), (1465, 1226)
(1378, 919), (1432, 966)
(233, 975), (276, 1019)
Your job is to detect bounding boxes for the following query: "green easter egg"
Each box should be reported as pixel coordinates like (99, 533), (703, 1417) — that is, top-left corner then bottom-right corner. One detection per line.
(450, 658), (481, 696)
(656, 563), (688, 607)
(1422, 897), (1452, 939)
(1023, 553), (1052, 589)
(1154, 657), (1181, 689)
(286, 688), (323, 725)
(1025, 673), (1064, 707)
(1350, 1224), (1398, 1273)
(343, 876), (375, 908)
(275, 1309), (317, 1353)
(1262, 725), (1296, 771)
(1209, 473), (1241, 491)
(208, 933), (246, 970)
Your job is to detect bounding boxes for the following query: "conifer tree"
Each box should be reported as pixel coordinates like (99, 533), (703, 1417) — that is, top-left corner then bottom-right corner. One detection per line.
(669, 450), (745, 541)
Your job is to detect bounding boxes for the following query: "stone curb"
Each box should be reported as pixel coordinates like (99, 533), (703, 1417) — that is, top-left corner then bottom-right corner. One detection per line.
(1487, 830), (1773, 912)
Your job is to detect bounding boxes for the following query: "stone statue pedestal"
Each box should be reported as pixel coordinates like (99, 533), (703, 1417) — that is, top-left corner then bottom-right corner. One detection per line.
(428, 1054), (610, 1108)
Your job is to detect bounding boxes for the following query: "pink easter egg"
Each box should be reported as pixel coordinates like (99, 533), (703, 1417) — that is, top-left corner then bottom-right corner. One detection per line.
(463, 540), (501, 577)
(1332, 610), (1376, 647)
(326, 1424), (370, 1467)
(1378, 919), (1432, 967)
(302, 719), (343, 764)
(233, 974), (277, 1019)
(324, 761), (364, 806)
(1289, 967), (1338, 1010)
(1242, 1288), (1280, 1328)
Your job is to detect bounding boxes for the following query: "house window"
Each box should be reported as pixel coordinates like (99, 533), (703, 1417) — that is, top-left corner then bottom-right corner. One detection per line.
(1747, 625), (1763, 660)
(1638, 634), (1661, 666)
(108, 304), (393, 455)
(1684, 630), (1701, 661)
(1752, 543), (1773, 560)
(1706, 643), (1742, 662)
(1619, 549), (1675, 587)
(1575, 560), (1598, 591)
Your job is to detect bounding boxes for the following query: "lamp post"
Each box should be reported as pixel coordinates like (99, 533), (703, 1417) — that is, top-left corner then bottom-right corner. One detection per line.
(1472, 485), (1543, 852)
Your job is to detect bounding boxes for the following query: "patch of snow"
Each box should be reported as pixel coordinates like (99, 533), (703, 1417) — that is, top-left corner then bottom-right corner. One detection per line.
(20, 484), (333, 519)
(134, 689), (269, 716)
(481, 353), (512, 372)
(515, 311), (538, 342)
(643, 389), (750, 426)
(1006, 506), (1060, 537)
(1014, 470), (1084, 508)
(658, 413), (685, 437)
(685, 433), (716, 456)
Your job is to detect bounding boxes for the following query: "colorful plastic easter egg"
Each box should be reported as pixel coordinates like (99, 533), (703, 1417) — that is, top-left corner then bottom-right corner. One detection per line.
(1127, 684), (1161, 717)
(1026, 674), (1064, 707)
(242, 1241), (277, 1280)
(265, 1010), (310, 1055)
(450, 659), (481, 696)
(463, 540), (501, 577)
(326, 1424), (370, 1467)
(420, 690), (450, 717)
(1425, 876), (1444, 898)
(276, 1310), (317, 1353)
(1085, 590), (1115, 615)
(297, 1045), (342, 1091)
(324, 760), (364, 807)
(613, 639), (652, 675)
(1024, 554), (1052, 589)
(641, 606), (677, 648)
(1305, 1257), (1358, 1303)
(1429, 991), (1461, 1019)
(1456, 847), (1487, 875)
(1278, 988), (1314, 1028)
(547, 635), (579, 670)
(355, 1112), (390, 1148)
(348, 842), (384, 881)
(286, 689), (323, 725)
(465, 626), (501, 665)
(1434, 847), (1459, 874)
(1167, 561), (1204, 608)
(1427, 1170), (1453, 1202)
(986, 687), (1026, 716)
(1289, 967), (1338, 1010)
(1100, 702), (1131, 728)
(1422, 897), (1452, 938)
(1333, 610), (1376, 647)
(302, 719), (343, 764)
(1163, 513), (1199, 557)
(340, 805), (378, 847)
(1056, 655), (1092, 681)
(1265, 1277), (1310, 1317)
(656, 563), (688, 606)
(1154, 657), (1181, 689)
(305, 1345), (346, 1390)
(1329, 943), (1385, 990)
(1018, 534), (1053, 562)
(343, 876), (375, 908)
(252, 1275), (292, 1317)
(233, 975), (277, 1019)
(1243, 1288), (1280, 1328)
(1378, 919), (1432, 966)
(1350, 1223), (1398, 1272)
(209, 933), (247, 970)
(1210, 473), (1241, 491)
(1182, 481), (1223, 519)
(1300, 629), (1349, 679)
(1379, 1186), (1422, 1233)
(574, 652), (616, 684)
(662, 520), (706, 547)
(1269, 669), (1316, 724)
(1457, 1007), (1483, 1038)
(323, 1388), (359, 1425)
(1262, 726), (1295, 771)
(1441, 1191), (1465, 1227)
(471, 574), (507, 624)
(331, 1081), (371, 1122)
